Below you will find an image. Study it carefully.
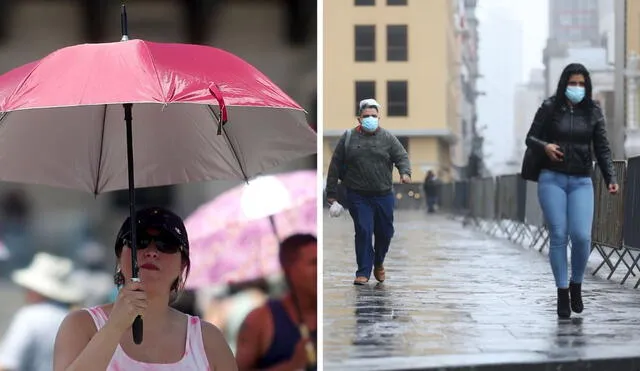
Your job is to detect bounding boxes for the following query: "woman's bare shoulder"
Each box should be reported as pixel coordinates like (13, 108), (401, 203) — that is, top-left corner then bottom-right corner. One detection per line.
(62, 304), (111, 334)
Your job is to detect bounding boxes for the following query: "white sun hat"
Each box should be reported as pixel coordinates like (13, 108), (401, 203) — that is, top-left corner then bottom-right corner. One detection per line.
(11, 252), (85, 304)
(359, 98), (381, 111)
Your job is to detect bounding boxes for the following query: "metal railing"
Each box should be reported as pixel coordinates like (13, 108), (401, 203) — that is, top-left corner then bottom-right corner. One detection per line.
(420, 157), (640, 289)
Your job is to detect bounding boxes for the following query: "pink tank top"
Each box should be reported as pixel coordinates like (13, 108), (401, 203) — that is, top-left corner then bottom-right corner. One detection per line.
(84, 306), (210, 370)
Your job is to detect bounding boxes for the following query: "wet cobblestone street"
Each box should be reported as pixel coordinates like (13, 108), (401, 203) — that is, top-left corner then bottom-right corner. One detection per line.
(323, 210), (640, 370)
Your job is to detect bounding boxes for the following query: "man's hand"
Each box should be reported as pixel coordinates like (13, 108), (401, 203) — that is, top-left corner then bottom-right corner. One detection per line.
(401, 174), (411, 184)
(608, 183), (619, 194)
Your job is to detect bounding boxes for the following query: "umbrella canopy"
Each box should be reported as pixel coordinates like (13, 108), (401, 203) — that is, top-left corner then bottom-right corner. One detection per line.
(185, 170), (316, 289)
(0, 39), (317, 194)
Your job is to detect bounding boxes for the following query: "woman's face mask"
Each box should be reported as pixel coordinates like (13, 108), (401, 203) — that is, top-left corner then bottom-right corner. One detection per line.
(565, 86), (585, 104)
(565, 74), (586, 104)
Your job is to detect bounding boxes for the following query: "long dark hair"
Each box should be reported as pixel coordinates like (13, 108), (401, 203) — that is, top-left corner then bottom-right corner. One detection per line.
(552, 63), (595, 113)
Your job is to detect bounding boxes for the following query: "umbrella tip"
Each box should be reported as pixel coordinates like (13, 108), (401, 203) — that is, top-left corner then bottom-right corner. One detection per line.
(120, 2), (129, 41)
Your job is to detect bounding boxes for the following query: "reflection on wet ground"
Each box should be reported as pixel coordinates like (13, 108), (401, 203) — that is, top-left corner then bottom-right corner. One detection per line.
(323, 211), (640, 370)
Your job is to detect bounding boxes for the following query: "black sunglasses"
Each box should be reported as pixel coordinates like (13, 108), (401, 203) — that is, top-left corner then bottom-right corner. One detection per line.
(123, 231), (182, 254)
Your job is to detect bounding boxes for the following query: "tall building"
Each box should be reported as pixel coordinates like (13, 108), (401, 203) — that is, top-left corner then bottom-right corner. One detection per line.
(323, 0), (473, 182)
(544, 0), (601, 96)
(458, 0), (483, 178)
(548, 0), (600, 47)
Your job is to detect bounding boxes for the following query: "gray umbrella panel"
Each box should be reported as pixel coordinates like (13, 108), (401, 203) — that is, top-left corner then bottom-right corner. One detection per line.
(0, 102), (316, 194)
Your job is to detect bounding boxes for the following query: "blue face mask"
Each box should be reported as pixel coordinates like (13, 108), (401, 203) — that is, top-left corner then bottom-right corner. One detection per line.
(565, 86), (585, 104)
(361, 117), (379, 132)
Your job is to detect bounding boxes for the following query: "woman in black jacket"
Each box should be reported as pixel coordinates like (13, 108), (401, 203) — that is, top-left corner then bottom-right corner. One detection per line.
(525, 63), (619, 319)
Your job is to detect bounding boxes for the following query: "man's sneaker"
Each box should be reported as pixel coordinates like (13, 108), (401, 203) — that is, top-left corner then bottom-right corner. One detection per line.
(353, 276), (369, 285)
(373, 266), (386, 282)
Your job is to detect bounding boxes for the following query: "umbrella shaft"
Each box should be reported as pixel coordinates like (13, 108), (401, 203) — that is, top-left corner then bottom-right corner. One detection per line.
(124, 103), (138, 278)
(124, 103), (143, 345)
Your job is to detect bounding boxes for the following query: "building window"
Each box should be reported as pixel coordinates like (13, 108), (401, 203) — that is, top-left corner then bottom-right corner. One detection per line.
(387, 0), (407, 5)
(355, 0), (375, 5)
(355, 25), (376, 61)
(386, 25), (408, 61)
(387, 81), (408, 116)
(355, 81), (376, 116)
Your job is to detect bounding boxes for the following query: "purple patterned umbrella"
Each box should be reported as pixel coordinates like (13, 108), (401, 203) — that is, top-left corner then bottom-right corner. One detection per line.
(184, 170), (316, 289)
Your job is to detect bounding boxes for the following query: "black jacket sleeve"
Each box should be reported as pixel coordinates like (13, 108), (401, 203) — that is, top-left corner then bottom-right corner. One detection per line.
(525, 98), (554, 150)
(325, 132), (346, 199)
(592, 106), (617, 186)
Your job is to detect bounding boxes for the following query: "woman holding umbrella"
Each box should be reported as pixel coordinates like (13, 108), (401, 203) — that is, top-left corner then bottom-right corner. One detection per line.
(52, 207), (237, 371)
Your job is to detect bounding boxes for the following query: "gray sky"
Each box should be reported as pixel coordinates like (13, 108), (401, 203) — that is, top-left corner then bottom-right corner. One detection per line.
(476, 0), (548, 173)
(478, 0), (549, 82)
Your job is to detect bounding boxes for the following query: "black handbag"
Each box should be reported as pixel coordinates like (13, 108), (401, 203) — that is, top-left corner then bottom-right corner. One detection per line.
(521, 104), (552, 182)
(521, 146), (545, 182)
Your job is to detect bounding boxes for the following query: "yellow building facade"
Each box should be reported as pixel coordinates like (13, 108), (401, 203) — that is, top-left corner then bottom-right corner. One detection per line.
(322, 0), (462, 182)
(627, 0), (640, 55)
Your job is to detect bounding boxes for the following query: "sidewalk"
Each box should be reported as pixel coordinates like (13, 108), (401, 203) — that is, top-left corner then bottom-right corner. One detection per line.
(323, 210), (640, 371)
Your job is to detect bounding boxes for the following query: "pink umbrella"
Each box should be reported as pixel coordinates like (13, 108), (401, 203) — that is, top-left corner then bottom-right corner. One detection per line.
(0, 6), (316, 344)
(185, 170), (316, 289)
(0, 39), (315, 194)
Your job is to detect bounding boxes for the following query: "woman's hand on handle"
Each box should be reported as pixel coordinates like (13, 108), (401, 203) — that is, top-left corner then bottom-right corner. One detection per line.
(608, 183), (619, 194)
(107, 279), (148, 333)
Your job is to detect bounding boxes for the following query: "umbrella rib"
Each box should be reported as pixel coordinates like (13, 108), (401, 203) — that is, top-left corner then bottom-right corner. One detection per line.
(93, 105), (108, 195)
(207, 105), (249, 182)
(1, 60), (45, 110)
(141, 42), (167, 102)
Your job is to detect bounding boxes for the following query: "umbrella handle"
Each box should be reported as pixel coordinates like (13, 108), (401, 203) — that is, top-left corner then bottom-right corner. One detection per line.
(131, 278), (143, 343)
(132, 316), (143, 343)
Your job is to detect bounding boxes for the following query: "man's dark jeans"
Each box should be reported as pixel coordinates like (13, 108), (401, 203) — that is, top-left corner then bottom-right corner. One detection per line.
(346, 189), (395, 279)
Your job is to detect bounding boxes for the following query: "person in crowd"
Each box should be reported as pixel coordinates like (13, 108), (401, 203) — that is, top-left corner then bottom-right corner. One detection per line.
(235, 234), (317, 371)
(0, 253), (85, 371)
(69, 239), (114, 307)
(325, 98), (411, 285)
(525, 63), (618, 319)
(53, 207), (237, 370)
(0, 189), (33, 274)
(422, 170), (440, 213)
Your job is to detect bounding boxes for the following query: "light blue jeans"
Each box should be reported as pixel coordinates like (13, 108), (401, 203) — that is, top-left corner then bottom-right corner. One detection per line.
(537, 169), (594, 289)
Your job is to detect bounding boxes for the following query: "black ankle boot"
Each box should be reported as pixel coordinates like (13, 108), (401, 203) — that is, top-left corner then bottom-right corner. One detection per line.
(557, 288), (571, 318)
(569, 281), (583, 313)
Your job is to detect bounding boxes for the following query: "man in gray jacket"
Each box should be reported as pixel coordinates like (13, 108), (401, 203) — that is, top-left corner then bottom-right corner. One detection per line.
(326, 98), (411, 285)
